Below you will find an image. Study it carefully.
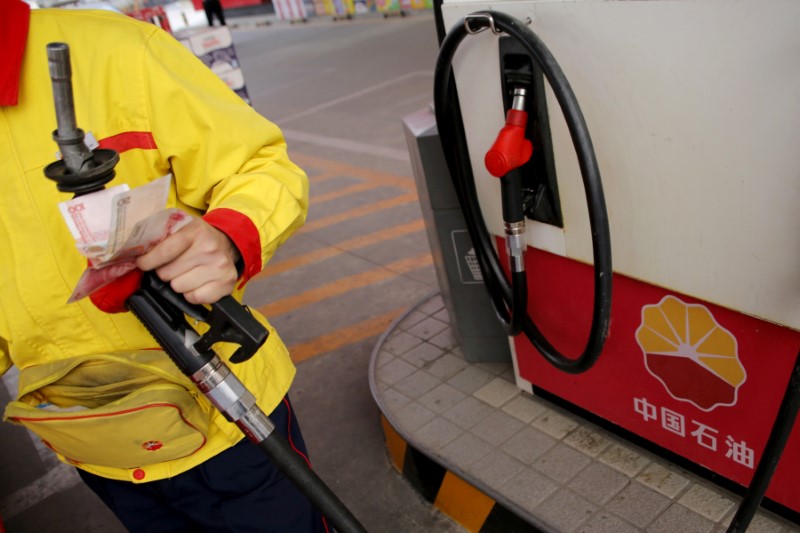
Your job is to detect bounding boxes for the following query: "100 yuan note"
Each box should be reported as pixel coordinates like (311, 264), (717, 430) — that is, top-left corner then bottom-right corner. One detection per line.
(103, 174), (172, 261)
(70, 208), (194, 302)
(58, 184), (130, 259)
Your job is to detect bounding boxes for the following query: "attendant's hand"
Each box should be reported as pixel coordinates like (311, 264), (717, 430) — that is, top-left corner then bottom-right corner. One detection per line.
(136, 218), (241, 305)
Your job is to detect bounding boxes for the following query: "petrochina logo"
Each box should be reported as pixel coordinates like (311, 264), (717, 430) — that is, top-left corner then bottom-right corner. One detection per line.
(141, 440), (163, 451)
(635, 296), (746, 412)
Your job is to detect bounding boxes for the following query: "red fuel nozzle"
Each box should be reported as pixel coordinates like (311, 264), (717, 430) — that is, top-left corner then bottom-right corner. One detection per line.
(484, 89), (533, 178)
(485, 109), (533, 177)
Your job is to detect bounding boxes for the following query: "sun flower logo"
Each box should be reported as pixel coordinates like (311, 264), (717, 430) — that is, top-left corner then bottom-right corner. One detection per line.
(636, 295), (746, 411)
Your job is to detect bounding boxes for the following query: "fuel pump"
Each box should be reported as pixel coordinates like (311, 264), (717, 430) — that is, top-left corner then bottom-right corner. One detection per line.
(432, 3), (800, 531)
(43, 42), (365, 533)
(434, 11), (613, 371)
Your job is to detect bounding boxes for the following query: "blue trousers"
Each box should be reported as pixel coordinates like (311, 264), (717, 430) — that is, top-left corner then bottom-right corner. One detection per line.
(78, 397), (328, 532)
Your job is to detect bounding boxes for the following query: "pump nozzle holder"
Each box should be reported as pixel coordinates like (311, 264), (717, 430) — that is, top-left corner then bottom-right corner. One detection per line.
(484, 108), (533, 178)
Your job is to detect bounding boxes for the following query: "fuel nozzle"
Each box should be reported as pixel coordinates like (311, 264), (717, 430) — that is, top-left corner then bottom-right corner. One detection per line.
(43, 42), (119, 197)
(484, 87), (533, 178)
(484, 87), (531, 300)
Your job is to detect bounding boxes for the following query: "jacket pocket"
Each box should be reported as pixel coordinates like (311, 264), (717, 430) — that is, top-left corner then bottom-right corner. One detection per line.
(4, 353), (211, 469)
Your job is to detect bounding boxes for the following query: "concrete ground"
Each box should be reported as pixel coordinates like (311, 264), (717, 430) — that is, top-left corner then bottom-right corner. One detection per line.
(0, 9), (463, 533)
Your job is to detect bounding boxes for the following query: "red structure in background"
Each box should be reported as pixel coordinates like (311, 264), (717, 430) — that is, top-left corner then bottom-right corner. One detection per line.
(128, 6), (172, 31)
(191, 0), (269, 10)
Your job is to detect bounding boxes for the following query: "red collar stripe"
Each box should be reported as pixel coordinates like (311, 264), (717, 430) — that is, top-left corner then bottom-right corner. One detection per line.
(0, 0), (31, 106)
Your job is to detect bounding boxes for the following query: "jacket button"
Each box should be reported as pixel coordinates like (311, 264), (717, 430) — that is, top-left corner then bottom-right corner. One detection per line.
(133, 468), (146, 480)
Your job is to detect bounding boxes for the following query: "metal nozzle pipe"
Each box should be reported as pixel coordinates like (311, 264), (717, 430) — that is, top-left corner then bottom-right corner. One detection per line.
(46, 42), (96, 176)
(511, 87), (527, 111)
(43, 42), (118, 195)
(47, 43), (79, 138)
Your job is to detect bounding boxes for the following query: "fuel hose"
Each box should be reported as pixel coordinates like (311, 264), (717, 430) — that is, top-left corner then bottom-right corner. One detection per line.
(433, 11), (612, 374)
(726, 349), (800, 533)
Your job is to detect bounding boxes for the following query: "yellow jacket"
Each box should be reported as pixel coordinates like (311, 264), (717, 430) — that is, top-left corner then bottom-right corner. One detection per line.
(0, 6), (307, 482)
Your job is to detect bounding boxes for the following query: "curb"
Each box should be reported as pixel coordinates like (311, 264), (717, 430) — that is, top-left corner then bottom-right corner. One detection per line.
(380, 414), (543, 532)
(369, 292), (545, 533)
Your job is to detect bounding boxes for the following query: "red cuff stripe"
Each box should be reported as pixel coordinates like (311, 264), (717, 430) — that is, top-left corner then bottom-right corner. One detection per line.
(98, 132), (157, 153)
(203, 208), (262, 285)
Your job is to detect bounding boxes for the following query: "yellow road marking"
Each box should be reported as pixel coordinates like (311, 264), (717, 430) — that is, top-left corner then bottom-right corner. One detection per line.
(256, 253), (432, 317)
(299, 192), (418, 233)
(288, 307), (408, 363)
(313, 181), (389, 204)
(296, 152), (417, 190)
(305, 170), (341, 182)
(263, 151), (430, 362)
(257, 220), (426, 278)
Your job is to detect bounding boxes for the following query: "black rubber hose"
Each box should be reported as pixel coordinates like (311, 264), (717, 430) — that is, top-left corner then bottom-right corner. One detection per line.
(435, 22), (537, 336)
(127, 289), (366, 532)
(258, 431), (367, 533)
(434, 11), (612, 374)
(726, 349), (800, 532)
(432, 0), (447, 45)
(501, 168), (526, 223)
(510, 270), (527, 335)
(433, 69), (514, 327)
(503, 168), (528, 335)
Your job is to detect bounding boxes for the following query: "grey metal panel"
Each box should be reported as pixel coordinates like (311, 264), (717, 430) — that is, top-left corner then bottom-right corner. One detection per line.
(404, 108), (510, 363)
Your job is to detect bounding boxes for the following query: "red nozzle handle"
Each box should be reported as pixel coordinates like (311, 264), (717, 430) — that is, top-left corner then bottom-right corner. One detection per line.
(484, 109), (533, 178)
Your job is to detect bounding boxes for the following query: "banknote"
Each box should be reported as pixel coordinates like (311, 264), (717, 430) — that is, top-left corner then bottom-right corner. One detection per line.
(59, 174), (197, 302)
(104, 175), (172, 261)
(97, 208), (193, 266)
(69, 208), (193, 302)
(58, 184), (130, 259)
